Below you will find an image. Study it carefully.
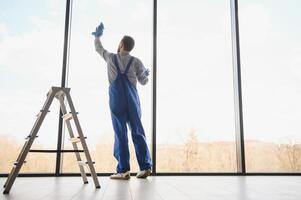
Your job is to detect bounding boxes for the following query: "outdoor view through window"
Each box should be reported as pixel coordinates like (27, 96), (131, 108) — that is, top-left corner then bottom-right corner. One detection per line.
(0, 0), (65, 173)
(0, 0), (301, 174)
(239, 0), (301, 172)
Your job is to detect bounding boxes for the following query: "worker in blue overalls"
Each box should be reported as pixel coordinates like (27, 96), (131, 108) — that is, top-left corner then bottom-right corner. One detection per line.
(92, 22), (152, 179)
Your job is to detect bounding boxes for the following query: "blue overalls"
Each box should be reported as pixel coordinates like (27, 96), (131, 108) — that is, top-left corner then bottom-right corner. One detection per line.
(109, 54), (152, 173)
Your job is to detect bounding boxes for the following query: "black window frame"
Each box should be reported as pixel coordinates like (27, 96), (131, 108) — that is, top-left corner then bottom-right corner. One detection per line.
(1, 0), (301, 177)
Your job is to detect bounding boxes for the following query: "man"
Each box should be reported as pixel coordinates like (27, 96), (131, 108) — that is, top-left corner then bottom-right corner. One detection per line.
(92, 22), (152, 180)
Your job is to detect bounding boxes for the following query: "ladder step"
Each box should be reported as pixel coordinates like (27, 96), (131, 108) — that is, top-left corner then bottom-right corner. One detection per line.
(69, 136), (87, 143)
(14, 161), (26, 166)
(25, 135), (38, 140)
(55, 90), (65, 99)
(36, 110), (50, 117)
(78, 161), (95, 167)
(62, 112), (79, 121)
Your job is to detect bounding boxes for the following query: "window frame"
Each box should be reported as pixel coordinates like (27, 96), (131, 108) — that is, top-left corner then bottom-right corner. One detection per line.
(1, 0), (301, 177)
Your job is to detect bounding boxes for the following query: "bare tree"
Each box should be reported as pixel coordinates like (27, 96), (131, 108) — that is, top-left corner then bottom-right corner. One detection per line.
(183, 129), (199, 171)
(276, 137), (301, 171)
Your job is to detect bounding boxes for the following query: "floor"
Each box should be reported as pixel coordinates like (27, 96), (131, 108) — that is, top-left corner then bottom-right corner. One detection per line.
(1, 176), (301, 200)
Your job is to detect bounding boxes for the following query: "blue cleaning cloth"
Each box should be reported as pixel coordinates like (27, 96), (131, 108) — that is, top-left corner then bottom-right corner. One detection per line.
(92, 22), (104, 37)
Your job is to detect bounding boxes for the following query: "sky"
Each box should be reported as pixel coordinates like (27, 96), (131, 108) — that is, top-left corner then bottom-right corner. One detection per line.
(0, 0), (301, 149)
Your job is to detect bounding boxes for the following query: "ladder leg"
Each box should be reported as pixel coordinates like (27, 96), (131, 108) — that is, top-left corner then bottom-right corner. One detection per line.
(3, 167), (14, 188)
(3, 90), (56, 194)
(4, 110), (44, 189)
(58, 96), (88, 184)
(65, 92), (100, 189)
(3, 139), (30, 188)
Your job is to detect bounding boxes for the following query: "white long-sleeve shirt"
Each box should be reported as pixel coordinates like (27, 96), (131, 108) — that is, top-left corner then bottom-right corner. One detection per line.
(94, 37), (148, 86)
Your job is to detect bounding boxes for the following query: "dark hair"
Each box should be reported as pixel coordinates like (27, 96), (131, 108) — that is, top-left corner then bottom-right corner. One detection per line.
(122, 35), (135, 52)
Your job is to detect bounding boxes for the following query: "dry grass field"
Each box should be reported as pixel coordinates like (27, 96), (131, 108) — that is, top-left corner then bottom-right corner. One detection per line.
(1, 132), (301, 173)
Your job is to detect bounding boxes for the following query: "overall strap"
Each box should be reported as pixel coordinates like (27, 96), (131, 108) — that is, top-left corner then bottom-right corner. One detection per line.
(113, 54), (121, 74)
(124, 57), (134, 74)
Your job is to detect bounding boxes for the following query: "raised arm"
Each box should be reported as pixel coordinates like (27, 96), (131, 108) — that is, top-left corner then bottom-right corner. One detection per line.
(135, 58), (150, 85)
(92, 22), (113, 62)
(94, 37), (112, 62)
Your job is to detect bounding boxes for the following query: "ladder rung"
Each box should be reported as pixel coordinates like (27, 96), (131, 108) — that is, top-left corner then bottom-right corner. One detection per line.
(14, 161), (26, 166)
(69, 137), (81, 143)
(55, 90), (65, 99)
(69, 136), (87, 143)
(25, 135), (38, 140)
(78, 161), (95, 166)
(36, 110), (50, 117)
(62, 112), (79, 121)
(55, 90), (66, 100)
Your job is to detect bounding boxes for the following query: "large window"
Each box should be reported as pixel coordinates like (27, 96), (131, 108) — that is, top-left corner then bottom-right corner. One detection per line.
(0, 0), (65, 173)
(2, 0), (301, 175)
(63, 0), (153, 173)
(156, 0), (237, 172)
(239, 0), (301, 172)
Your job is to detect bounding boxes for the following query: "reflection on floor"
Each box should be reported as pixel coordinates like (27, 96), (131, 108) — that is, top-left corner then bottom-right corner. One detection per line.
(1, 176), (301, 200)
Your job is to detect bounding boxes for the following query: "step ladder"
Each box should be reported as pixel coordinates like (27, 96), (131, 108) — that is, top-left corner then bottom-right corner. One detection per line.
(3, 87), (100, 194)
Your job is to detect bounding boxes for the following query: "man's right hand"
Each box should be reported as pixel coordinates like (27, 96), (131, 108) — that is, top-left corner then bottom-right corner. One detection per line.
(92, 22), (104, 37)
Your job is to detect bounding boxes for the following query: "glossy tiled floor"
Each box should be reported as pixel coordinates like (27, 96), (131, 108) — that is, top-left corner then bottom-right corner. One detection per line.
(1, 176), (301, 200)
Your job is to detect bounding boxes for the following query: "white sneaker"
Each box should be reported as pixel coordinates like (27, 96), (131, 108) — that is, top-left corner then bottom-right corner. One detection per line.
(110, 171), (131, 180)
(136, 169), (152, 178)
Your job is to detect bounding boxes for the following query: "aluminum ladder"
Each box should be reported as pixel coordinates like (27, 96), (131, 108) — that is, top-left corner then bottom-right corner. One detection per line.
(3, 86), (100, 194)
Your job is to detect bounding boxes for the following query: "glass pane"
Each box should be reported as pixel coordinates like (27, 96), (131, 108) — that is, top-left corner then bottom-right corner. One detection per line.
(61, 153), (85, 173)
(240, 0), (301, 172)
(157, 0), (237, 172)
(19, 153), (56, 173)
(0, 0), (65, 173)
(62, 0), (152, 173)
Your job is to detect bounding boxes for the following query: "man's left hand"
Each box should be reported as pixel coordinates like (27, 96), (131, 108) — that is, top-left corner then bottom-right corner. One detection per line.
(143, 69), (150, 77)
